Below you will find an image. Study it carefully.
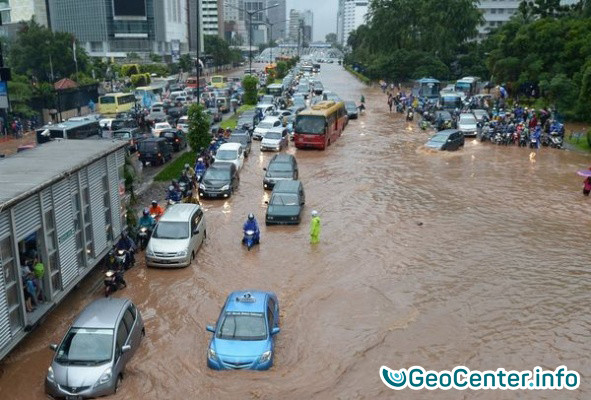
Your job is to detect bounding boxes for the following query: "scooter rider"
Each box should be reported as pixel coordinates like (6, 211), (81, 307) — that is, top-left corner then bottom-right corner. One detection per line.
(194, 157), (207, 180)
(242, 213), (260, 244)
(149, 200), (164, 220)
(116, 230), (136, 266)
(183, 163), (195, 182)
(166, 184), (183, 203)
(138, 208), (156, 232)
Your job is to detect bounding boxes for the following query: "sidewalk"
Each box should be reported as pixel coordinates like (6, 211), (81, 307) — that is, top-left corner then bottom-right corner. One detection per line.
(0, 131), (37, 157)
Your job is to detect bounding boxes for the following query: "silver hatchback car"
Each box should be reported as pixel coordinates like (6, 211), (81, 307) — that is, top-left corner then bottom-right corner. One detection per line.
(45, 298), (144, 399)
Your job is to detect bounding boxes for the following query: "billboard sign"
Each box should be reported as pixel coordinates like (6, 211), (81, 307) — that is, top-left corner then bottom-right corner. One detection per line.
(0, 82), (8, 109)
(112, 0), (146, 17)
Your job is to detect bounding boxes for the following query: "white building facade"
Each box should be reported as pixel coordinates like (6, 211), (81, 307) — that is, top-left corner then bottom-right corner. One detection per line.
(337, 0), (368, 46)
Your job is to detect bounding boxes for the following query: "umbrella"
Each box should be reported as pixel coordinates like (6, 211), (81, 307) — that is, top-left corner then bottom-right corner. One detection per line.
(576, 170), (591, 177)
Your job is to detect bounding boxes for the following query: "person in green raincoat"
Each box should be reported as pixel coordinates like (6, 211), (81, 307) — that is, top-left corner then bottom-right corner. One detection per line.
(310, 210), (321, 244)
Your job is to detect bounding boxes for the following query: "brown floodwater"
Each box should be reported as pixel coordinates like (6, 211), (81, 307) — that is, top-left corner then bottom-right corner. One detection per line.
(1, 64), (590, 400)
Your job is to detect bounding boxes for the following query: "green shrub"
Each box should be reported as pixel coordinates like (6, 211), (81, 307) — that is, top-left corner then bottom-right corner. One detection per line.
(121, 64), (140, 77)
(242, 75), (258, 105)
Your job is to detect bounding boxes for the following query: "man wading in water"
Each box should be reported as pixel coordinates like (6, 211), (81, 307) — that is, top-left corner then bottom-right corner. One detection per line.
(310, 210), (321, 244)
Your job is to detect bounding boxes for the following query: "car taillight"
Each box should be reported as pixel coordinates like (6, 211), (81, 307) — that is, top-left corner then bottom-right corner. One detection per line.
(158, 153), (162, 157)
(175, 138), (179, 142)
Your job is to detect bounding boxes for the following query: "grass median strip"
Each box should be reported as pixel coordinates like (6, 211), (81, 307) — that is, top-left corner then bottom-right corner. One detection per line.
(154, 151), (196, 182)
(220, 105), (255, 130)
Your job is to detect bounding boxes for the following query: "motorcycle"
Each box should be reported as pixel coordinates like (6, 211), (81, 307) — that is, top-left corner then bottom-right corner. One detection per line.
(396, 103), (404, 113)
(549, 131), (563, 149)
(178, 179), (193, 200)
(406, 109), (414, 121)
(166, 185), (182, 205)
(104, 269), (126, 297)
(195, 165), (207, 183)
(116, 248), (133, 270)
(137, 226), (151, 250)
(519, 129), (529, 147)
(242, 229), (259, 251)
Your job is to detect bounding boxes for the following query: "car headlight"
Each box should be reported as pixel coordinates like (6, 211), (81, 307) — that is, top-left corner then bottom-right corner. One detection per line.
(291, 216), (298, 221)
(176, 250), (187, 257)
(260, 351), (272, 363)
(208, 348), (217, 360)
(199, 183), (205, 190)
(146, 248), (154, 256)
(47, 366), (54, 382)
(221, 184), (230, 191)
(267, 216), (274, 220)
(95, 367), (112, 387)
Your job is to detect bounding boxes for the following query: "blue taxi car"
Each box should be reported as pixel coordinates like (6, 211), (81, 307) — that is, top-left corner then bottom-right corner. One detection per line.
(206, 291), (280, 370)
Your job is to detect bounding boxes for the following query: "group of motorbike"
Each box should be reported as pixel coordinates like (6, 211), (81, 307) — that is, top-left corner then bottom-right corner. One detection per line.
(478, 121), (564, 149)
(103, 233), (136, 297)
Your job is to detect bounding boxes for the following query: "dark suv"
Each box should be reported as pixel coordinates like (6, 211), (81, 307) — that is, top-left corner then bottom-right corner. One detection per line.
(265, 180), (305, 225)
(263, 153), (298, 190)
(199, 163), (240, 198)
(161, 129), (187, 151)
(137, 137), (173, 166)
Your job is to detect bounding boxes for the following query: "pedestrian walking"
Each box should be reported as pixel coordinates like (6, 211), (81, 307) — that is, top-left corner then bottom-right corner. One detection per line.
(387, 95), (393, 113)
(310, 210), (321, 244)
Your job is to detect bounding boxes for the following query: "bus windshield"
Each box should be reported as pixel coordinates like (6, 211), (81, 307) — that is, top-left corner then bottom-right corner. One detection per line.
(295, 116), (326, 135)
(99, 96), (116, 104)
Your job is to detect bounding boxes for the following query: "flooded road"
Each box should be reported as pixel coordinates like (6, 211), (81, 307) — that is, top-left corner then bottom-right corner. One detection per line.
(1, 64), (590, 399)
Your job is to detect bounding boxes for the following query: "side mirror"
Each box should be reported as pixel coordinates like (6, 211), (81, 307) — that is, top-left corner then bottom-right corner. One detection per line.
(264, 201), (269, 205)
(263, 167), (267, 171)
(206, 325), (215, 333)
(49, 344), (58, 351)
(271, 327), (281, 335)
(193, 228), (199, 235)
(121, 344), (132, 354)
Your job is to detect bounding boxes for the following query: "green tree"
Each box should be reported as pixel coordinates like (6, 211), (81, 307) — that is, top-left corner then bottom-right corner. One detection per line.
(178, 54), (193, 72)
(275, 61), (288, 79)
(130, 73), (151, 87)
(149, 53), (163, 63)
(242, 75), (258, 105)
(8, 74), (36, 117)
(187, 104), (212, 151)
(10, 20), (89, 82)
(325, 33), (338, 45)
(121, 64), (140, 77)
(205, 36), (232, 66)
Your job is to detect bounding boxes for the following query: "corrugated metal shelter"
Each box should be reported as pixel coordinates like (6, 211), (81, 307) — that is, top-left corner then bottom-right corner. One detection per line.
(0, 140), (127, 360)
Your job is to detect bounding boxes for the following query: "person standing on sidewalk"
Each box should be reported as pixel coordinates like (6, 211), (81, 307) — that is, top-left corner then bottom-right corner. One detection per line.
(310, 210), (321, 244)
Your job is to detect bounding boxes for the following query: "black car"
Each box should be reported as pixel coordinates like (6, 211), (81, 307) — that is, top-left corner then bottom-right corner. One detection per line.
(263, 153), (298, 190)
(199, 163), (240, 199)
(113, 128), (145, 152)
(137, 137), (173, 166)
(168, 106), (188, 121)
(237, 111), (259, 132)
(344, 101), (358, 119)
(425, 129), (464, 151)
(160, 129), (187, 151)
(265, 180), (305, 225)
(228, 131), (252, 157)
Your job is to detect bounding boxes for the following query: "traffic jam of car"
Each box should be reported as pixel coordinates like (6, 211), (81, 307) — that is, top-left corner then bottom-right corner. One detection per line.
(37, 58), (356, 398)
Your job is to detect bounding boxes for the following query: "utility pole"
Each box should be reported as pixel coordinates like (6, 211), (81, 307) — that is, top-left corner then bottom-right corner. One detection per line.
(196, 0), (201, 104)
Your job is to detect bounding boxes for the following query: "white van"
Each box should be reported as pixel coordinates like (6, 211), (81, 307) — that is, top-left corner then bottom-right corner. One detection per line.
(145, 204), (206, 268)
(214, 142), (244, 171)
(177, 116), (189, 134)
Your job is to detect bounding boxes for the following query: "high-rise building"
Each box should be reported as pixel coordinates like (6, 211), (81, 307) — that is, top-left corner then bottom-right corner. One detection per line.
(266, 0), (286, 41)
(337, 0), (368, 45)
(49, 0), (188, 58)
(288, 9), (300, 43)
(476, 0), (577, 38)
(201, 0), (222, 37)
(0, 0), (49, 37)
(300, 9), (313, 43)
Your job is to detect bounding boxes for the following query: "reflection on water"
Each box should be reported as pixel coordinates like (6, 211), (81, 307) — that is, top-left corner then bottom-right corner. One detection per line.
(1, 65), (590, 400)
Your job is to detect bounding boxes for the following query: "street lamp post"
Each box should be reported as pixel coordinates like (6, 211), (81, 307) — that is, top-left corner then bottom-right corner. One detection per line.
(225, 2), (279, 73)
(265, 19), (289, 64)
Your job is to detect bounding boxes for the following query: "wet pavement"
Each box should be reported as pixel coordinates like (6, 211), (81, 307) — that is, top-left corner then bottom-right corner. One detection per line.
(1, 64), (590, 399)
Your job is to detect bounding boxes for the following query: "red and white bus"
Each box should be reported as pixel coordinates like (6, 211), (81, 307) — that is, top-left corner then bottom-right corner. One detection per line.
(294, 101), (347, 150)
(185, 76), (206, 90)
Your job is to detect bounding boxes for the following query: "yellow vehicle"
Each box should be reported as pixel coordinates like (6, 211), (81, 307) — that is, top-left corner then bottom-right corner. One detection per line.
(211, 75), (228, 88)
(265, 63), (276, 74)
(98, 93), (136, 116)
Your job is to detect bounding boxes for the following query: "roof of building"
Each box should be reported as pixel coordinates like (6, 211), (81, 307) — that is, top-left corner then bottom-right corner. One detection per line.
(54, 78), (78, 90)
(0, 140), (125, 210)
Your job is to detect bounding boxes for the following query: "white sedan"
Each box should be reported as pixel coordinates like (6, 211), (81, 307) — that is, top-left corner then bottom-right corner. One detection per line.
(152, 122), (172, 137)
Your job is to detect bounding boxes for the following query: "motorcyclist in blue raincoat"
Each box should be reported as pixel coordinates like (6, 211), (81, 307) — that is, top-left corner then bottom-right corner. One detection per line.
(194, 157), (207, 179)
(166, 184), (183, 203)
(242, 213), (260, 244)
(138, 208), (156, 231)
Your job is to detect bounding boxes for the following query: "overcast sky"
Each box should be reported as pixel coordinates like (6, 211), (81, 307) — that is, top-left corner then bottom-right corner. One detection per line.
(286, 0), (338, 42)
